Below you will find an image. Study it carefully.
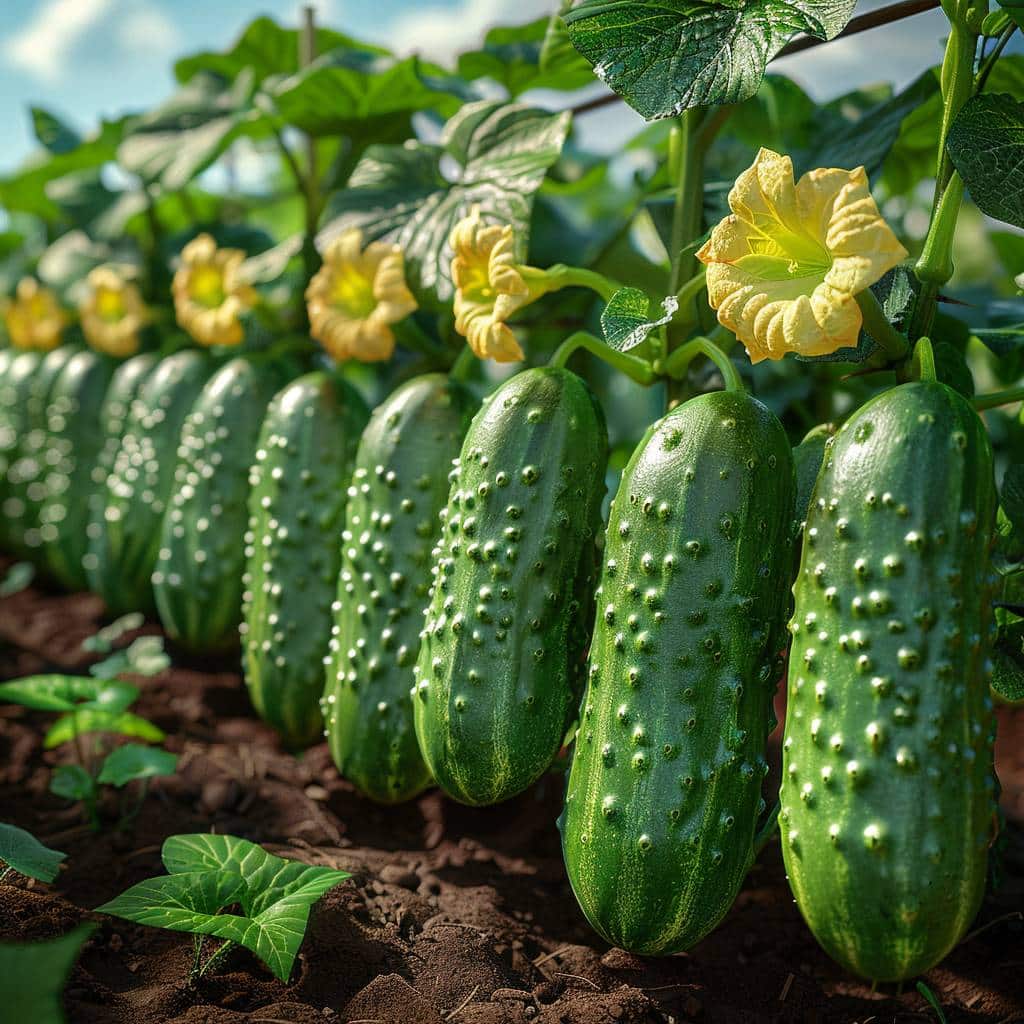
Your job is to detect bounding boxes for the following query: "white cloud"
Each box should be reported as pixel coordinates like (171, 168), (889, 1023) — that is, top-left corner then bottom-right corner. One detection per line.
(4, 0), (113, 83)
(388, 0), (554, 64)
(116, 5), (184, 58)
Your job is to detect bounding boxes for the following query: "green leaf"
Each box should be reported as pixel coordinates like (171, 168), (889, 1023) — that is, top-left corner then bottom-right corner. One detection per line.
(972, 322), (1024, 357)
(1002, 465), (1024, 530)
(601, 287), (677, 351)
(117, 72), (268, 191)
(0, 675), (139, 714)
(0, 823), (65, 883)
(320, 100), (570, 303)
(98, 834), (351, 981)
(97, 745), (178, 788)
(947, 92), (1024, 230)
(44, 710), (163, 750)
(90, 637), (169, 680)
(50, 765), (96, 803)
(0, 924), (96, 1024)
(563, 0), (857, 119)
(457, 17), (594, 96)
(30, 108), (81, 155)
(82, 613), (145, 654)
(0, 561), (34, 598)
(174, 16), (384, 86)
(266, 51), (463, 138)
(997, 0), (1024, 31)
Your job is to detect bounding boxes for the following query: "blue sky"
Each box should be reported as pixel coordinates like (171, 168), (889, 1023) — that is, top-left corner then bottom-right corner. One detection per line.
(0, 0), (1001, 174)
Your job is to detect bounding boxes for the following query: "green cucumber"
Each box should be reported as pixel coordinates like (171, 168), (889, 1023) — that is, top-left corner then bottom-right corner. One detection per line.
(0, 350), (42, 550)
(242, 371), (368, 749)
(83, 352), (160, 593)
(782, 380), (997, 982)
(323, 373), (477, 804)
(87, 349), (212, 614)
(413, 367), (608, 806)
(6, 344), (81, 558)
(39, 349), (117, 590)
(794, 422), (837, 526)
(153, 356), (288, 652)
(560, 388), (796, 954)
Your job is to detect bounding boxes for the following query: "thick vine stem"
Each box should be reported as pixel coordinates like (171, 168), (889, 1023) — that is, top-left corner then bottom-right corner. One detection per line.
(856, 289), (910, 363)
(519, 264), (620, 302)
(663, 336), (743, 393)
(548, 331), (656, 386)
(974, 385), (1024, 410)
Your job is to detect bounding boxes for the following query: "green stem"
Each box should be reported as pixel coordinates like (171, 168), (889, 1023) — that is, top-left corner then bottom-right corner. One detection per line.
(974, 385), (1024, 410)
(675, 269), (708, 312)
(753, 801), (780, 856)
(663, 336), (743, 393)
(522, 264), (620, 302)
(976, 23), (1017, 91)
(449, 346), (477, 382)
(548, 331), (655, 386)
(393, 317), (448, 360)
(909, 18), (978, 339)
(199, 939), (235, 978)
(856, 289), (910, 362)
(0, 866), (13, 885)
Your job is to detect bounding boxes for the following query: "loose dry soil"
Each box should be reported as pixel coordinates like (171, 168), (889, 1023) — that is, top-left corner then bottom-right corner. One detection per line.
(1, 560), (1022, 1024)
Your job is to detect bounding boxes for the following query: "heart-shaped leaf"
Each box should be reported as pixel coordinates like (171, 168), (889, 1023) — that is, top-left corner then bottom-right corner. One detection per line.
(97, 745), (178, 788)
(0, 676), (139, 714)
(45, 710), (163, 749)
(49, 765), (96, 803)
(947, 92), (1024, 230)
(98, 834), (351, 981)
(564, 0), (857, 119)
(0, 924), (96, 1024)
(601, 287), (677, 351)
(319, 100), (570, 304)
(0, 823), (66, 883)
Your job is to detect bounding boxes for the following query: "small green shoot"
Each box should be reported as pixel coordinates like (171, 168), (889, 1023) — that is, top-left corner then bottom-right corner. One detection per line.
(0, 561), (35, 597)
(916, 981), (949, 1024)
(0, 924), (96, 1024)
(81, 613), (145, 653)
(0, 823), (66, 884)
(97, 834), (351, 983)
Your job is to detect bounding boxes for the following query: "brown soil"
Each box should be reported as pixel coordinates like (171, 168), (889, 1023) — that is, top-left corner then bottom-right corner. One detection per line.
(1, 562), (1023, 1024)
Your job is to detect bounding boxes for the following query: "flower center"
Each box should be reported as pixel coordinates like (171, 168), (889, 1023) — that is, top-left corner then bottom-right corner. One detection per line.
(460, 260), (495, 305)
(736, 227), (831, 285)
(96, 287), (125, 323)
(330, 268), (377, 319)
(190, 265), (227, 308)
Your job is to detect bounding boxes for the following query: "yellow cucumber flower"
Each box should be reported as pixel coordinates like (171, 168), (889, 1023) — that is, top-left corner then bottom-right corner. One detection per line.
(450, 206), (541, 363)
(697, 148), (908, 363)
(3, 277), (67, 351)
(306, 227), (417, 363)
(172, 233), (257, 348)
(80, 267), (149, 357)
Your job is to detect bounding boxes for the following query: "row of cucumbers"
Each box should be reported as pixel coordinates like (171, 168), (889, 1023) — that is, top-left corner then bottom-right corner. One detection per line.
(0, 343), (997, 984)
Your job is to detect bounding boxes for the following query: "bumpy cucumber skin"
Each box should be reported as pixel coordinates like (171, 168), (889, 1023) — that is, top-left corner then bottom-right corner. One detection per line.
(560, 389), (796, 955)
(87, 349), (212, 614)
(323, 374), (477, 804)
(242, 371), (368, 749)
(40, 349), (116, 590)
(7, 345), (81, 557)
(413, 367), (608, 807)
(0, 350), (42, 549)
(782, 381), (997, 982)
(83, 352), (160, 592)
(153, 357), (285, 652)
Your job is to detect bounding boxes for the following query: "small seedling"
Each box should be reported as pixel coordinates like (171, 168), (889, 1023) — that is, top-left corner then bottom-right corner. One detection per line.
(0, 561), (34, 598)
(0, 923), (96, 1024)
(0, 823), (66, 884)
(97, 834), (350, 983)
(916, 981), (949, 1024)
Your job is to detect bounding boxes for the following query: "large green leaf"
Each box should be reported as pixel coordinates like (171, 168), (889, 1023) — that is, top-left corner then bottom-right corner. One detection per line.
(0, 675), (138, 714)
(44, 710), (163, 749)
(320, 101), (570, 303)
(563, 0), (857, 119)
(0, 924), (96, 1024)
(0, 823), (65, 882)
(947, 92), (1024, 229)
(265, 51), (463, 137)
(174, 16), (385, 86)
(97, 834), (350, 981)
(457, 17), (595, 96)
(117, 72), (268, 190)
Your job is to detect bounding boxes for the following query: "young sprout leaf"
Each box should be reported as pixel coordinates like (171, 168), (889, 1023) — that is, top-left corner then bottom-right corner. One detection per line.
(0, 561), (35, 598)
(601, 287), (677, 352)
(0, 923), (96, 1024)
(97, 745), (178, 787)
(0, 675), (138, 714)
(44, 709), (164, 750)
(81, 613), (145, 654)
(50, 764), (96, 803)
(97, 835), (351, 981)
(90, 636), (170, 680)
(0, 823), (66, 883)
